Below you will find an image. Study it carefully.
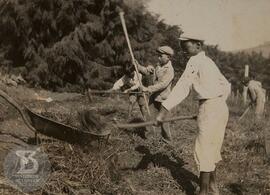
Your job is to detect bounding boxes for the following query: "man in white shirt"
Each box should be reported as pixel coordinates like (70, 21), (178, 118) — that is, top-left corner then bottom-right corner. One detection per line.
(242, 77), (265, 120)
(156, 33), (230, 195)
(135, 46), (175, 142)
(111, 69), (145, 119)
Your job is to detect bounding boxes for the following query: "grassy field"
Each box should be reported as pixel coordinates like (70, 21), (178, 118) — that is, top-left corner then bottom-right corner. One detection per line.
(0, 86), (270, 194)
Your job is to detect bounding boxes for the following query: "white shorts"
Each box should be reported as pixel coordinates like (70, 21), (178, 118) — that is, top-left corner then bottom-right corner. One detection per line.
(195, 97), (229, 172)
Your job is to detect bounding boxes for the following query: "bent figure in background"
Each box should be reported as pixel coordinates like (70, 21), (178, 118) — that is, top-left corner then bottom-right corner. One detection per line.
(110, 68), (146, 119)
(242, 77), (265, 120)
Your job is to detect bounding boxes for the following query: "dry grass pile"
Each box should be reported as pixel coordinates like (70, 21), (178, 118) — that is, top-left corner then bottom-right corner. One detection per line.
(30, 96), (134, 194)
(37, 141), (131, 195)
(3, 94), (269, 194)
(5, 94), (262, 195)
(78, 110), (106, 133)
(27, 96), (122, 135)
(40, 111), (79, 127)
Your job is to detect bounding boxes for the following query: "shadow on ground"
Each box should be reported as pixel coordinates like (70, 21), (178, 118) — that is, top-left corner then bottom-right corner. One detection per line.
(124, 145), (199, 195)
(123, 117), (147, 139)
(226, 183), (246, 195)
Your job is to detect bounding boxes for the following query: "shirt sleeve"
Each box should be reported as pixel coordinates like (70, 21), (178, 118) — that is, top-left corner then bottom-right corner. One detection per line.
(249, 86), (258, 102)
(218, 73), (231, 99)
(162, 61), (197, 111)
(112, 76), (125, 90)
(138, 64), (150, 75)
(129, 73), (142, 91)
(147, 67), (174, 93)
(247, 82), (257, 102)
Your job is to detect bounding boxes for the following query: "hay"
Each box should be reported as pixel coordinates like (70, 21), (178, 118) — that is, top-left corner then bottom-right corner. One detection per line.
(78, 110), (106, 132)
(38, 142), (122, 195)
(38, 109), (111, 136)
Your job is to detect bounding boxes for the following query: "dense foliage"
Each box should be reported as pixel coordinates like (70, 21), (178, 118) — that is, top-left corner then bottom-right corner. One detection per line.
(0, 0), (181, 91)
(0, 0), (269, 93)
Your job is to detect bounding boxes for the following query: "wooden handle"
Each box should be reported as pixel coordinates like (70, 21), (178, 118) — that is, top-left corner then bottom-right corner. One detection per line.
(116, 115), (197, 129)
(0, 89), (36, 132)
(119, 12), (151, 117)
(88, 90), (144, 95)
(119, 12), (136, 62)
(238, 105), (251, 122)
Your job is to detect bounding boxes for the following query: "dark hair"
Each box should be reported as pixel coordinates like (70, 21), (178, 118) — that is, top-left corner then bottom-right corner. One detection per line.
(241, 77), (250, 85)
(123, 65), (135, 77)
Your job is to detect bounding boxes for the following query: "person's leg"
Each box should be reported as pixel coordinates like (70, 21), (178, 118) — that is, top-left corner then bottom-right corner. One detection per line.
(138, 105), (146, 120)
(209, 169), (219, 194)
(138, 95), (147, 120)
(199, 172), (210, 195)
(128, 95), (137, 118)
(255, 98), (264, 120)
(147, 98), (159, 137)
(148, 96), (158, 120)
(161, 119), (172, 142)
(128, 101), (136, 118)
(155, 101), (172, 142)
(196, 98), (228, 194)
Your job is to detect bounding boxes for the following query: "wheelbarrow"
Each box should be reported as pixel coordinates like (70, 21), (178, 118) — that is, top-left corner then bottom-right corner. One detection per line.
(0, 89), (111, 145)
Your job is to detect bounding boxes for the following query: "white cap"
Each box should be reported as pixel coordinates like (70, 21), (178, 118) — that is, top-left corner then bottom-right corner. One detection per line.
(179, 32), (204, 42)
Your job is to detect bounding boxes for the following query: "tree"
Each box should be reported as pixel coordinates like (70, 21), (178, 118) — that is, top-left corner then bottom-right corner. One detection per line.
(1, 0), (270, 92)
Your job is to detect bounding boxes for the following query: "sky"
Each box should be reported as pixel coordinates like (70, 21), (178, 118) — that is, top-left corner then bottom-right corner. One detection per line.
(146, 0), (270, 51)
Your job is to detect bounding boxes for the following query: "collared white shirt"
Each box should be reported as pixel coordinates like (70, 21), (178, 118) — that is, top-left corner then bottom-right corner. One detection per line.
(112, 71), (142, 91)
(163, 51), (231, 110)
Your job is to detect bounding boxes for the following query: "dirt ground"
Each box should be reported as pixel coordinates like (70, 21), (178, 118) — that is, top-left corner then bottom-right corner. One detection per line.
(0, 85), (270, 195)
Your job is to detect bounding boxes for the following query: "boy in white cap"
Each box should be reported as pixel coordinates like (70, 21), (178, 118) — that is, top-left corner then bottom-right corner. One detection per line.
(156, 33), (231, 195)
(135, 46), (175, 142)
(242, 77), (265, 120)
(111, 67), (145, 119)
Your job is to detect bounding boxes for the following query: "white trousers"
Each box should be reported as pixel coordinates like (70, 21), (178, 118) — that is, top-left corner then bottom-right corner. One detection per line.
(255, 96), (265, 119)
(195, 97), (229, 172)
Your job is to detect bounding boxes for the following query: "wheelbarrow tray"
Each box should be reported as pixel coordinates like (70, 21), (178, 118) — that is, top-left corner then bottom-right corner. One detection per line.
(25, 107), (92, 144)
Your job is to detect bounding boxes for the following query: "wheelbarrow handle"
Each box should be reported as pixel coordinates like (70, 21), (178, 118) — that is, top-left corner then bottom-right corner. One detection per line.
(116, 115), (197, 129)
(0, 89), (36, 132)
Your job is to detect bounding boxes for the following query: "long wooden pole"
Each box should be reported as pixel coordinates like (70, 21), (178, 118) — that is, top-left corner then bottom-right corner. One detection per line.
(116, 115), (197, 129)
(243, 65), (249, 105)
(119, 12), (151, 117)
(88, 90), (144, 95)
(0, 89), (36, 132)
(238, 104), (251, 122)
